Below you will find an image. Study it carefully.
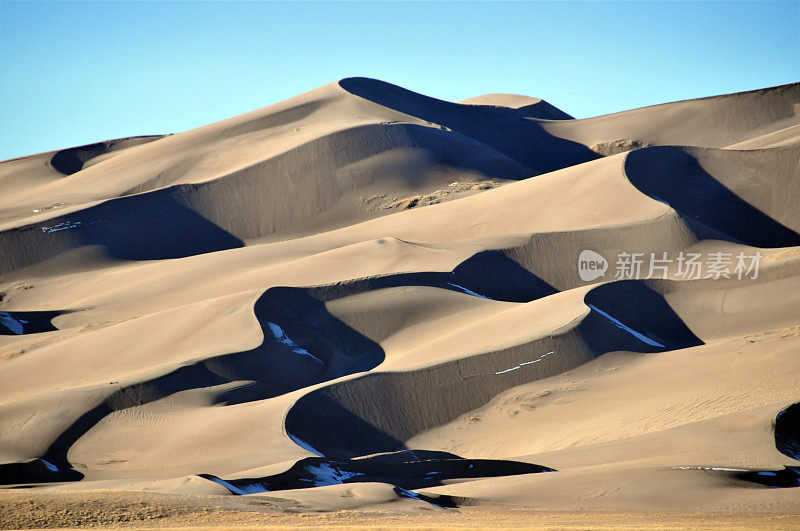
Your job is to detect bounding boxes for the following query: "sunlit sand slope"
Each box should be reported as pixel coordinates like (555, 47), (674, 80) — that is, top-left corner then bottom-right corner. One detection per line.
(1, 79), (799, 517)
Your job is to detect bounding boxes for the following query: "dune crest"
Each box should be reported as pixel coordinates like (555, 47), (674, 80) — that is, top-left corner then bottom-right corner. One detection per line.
(1, 78), (800, 516)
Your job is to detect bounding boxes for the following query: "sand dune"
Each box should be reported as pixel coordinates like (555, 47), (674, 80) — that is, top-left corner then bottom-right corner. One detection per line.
(541, 82), (800, 151)
(1, 78), (799, 524)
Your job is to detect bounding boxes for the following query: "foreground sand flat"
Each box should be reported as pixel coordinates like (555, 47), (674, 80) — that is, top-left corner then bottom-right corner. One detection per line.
(1, 78), (800, 528)
(1, 490), (800, 529)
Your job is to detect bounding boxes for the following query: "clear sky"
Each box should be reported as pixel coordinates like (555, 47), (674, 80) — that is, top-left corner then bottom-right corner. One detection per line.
(1, 0), (798, 160)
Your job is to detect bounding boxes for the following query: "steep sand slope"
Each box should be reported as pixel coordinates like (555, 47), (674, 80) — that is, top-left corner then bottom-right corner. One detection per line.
(540, 82), (800, 151)
(1, 79), (799, 523)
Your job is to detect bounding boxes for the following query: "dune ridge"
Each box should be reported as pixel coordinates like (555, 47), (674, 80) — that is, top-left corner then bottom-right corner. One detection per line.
(1, 78), (799, 517)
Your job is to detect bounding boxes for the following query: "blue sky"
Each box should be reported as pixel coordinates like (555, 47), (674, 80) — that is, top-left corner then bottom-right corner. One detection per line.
(1, 1), (798, 160)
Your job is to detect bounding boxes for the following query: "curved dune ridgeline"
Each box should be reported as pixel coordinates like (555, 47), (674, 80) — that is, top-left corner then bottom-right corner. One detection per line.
(285, 280), (702, 458)
(1, 79), (800, 513)
(50, 136), (166, 176)
(624, 146), (800, 248)
(0, 287), (385, 480)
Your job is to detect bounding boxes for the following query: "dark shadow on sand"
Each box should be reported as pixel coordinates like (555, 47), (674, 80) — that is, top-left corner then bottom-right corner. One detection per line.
(36, 287), (384, 474)
(0, 310), (68, 335)
(339, 77), (600, 177)
(50, 136), (164, 175)
(0, 188), (244, 275)
(625, 147), (800, 248)
(29, 251), (553, 480)
(734, 402), (800, 488)
(580, 280), (703, 353)
(78, 189), (244, 260)
(306, 250), (557, 304)
(0, 458), (83, 486)
(286, 280), (703, 458)
(200, 448), (553, 504)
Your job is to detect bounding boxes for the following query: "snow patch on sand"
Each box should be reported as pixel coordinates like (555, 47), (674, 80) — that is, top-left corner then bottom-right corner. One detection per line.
(447, 282), (490, 299)
(41, 220), (96, 233)
(588, 304), (666, 347)
(267, 322), (324, 363)
(495, 351), (555, 375)
(202, 476), (267, 495)
(305, 463), (364, 487)
(0, 312), (27, 335)
(41, 459), (59, 472)
(288, 433), (326, 457)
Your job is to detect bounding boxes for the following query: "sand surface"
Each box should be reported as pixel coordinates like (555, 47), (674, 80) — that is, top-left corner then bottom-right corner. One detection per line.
(1, 78), (800, 528)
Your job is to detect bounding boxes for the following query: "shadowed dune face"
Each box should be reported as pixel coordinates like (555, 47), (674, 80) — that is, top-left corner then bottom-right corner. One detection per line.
(624, 146), (800, 248)
(50, 136), (165, 176)
(6, 252), (554, 479)
(285, 280), (703, 458)
(736, 466), (800, 488)
(338, 77), (600, 175)
(581, 280), (703, 352)
(0, 190), (245, 273)
(776, 402), (800, 463)
(0, 458), (83, 485)
(200, 450), (554, 496)
(458, 93), (575, 119)
(0, 310), (66, 335)
(540, 82), (800, 149)
(285, 342), (582, 459)
(10, 287), (384, 477)
(0, 121), (543, 273)
(304, 250), (557, 304)
(165, 122), (534, 239)
(734, 403), (800, 488)
(2, 79), (800, 513)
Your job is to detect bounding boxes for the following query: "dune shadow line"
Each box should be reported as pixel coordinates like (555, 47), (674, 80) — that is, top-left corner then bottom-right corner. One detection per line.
(306, 250), (557, 303)
(285, 280), (703, 458)
(625, 147), (800, 248)
(200, 449), (554, 502)
(37, 287), (385, 473)
(339, 77), (600, 176)
(735, 401), (800, 488)
(33, 250), (553, 475)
